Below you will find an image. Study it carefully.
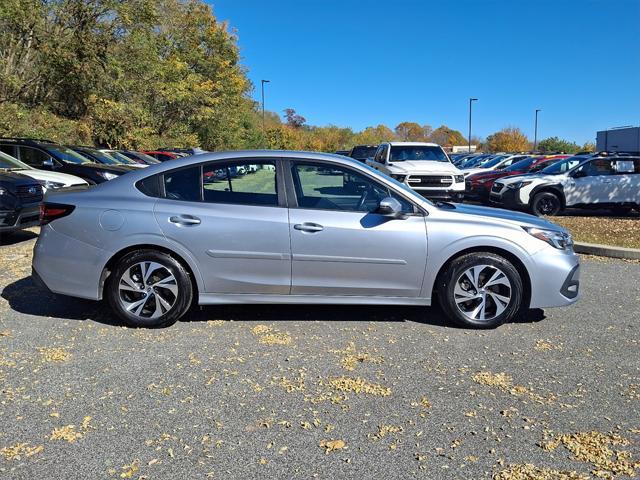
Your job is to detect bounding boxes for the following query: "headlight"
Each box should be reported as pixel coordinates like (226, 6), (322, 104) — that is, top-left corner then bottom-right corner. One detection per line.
(507, 180), (532, 189)
(454, 175), (464, 183)
(0, 186), (7, 196)
(97, 171), (119, 181)
(390, 174), (406, 182)
(524, 227), (573, 250)
(41, 180), (65, 190)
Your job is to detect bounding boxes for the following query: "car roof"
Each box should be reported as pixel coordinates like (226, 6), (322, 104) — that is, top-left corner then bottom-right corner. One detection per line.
(384, 142), (440, 147)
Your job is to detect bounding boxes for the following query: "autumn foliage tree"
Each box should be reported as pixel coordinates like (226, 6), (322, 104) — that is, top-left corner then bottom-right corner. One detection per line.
(484, 127), (531, 152)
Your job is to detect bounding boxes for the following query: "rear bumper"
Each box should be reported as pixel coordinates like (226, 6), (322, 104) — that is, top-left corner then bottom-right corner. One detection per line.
(32, 224), (111, 300)
(0, 203), (40, 233)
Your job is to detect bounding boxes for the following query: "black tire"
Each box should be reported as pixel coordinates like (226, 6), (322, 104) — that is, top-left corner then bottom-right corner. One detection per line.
(106, 249), (193, 328)
(437, 252), (524, 329)
(531, 191), (562, 216)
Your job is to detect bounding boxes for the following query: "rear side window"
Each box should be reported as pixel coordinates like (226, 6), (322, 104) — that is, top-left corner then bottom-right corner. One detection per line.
(161, 160), (279, 206)
(0, 144), (17, 157)
(164, 166), (202, 201)
(18, 146), (50, 167)
(581, 159), (614, 176)
(202, 161), (277, 206)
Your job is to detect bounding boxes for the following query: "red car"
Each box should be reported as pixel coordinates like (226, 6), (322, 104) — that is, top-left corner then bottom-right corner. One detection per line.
(141, 151), (180, 162)
(465, 155), (569, 203)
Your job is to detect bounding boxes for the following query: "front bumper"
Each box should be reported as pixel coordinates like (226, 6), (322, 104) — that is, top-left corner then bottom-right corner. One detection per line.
(464, 183), (491, 202)
(415, 190), (465, 201)
(0, 203), (40, 233)
(489, 187), (528, 210)
(528, 248), (580, 308)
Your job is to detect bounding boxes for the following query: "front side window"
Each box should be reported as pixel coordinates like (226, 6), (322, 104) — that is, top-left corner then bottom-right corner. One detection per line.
(162, 161), (278, 206)
(45, 145), (92, 164)
(578, 159), (614, 176)
(18, 146), (51, 167)
(291, 162), (413, 213)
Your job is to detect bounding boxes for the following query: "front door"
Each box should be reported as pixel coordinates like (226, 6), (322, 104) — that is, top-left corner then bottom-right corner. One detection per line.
(154, 159), (291, 294)
(287, 161), (428, 297)
(565, 158), (614, 206)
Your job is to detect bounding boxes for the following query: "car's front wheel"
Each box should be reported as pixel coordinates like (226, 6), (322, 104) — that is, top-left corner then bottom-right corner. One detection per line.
(531, 191), (562, 216)
(106, 250), (193, 328)
(438, 252), (524, 328)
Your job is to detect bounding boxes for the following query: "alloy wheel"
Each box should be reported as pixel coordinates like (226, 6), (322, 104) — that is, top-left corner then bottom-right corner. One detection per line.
(118, 261), (178, 319)
(453, 264), (512, 322)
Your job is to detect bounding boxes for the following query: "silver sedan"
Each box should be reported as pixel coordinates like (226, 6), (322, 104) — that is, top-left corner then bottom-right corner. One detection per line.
(32, 151), (580, 328)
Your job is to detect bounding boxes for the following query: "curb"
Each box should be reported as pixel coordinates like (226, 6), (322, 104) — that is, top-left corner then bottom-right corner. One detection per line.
(574, 242), (640, 260)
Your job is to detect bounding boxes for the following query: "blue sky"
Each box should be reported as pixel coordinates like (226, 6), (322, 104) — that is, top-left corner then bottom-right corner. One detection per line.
(211, 0), (640, 144)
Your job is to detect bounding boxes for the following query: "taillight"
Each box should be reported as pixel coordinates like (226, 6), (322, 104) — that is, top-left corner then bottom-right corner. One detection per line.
(40, 203), (75, 225)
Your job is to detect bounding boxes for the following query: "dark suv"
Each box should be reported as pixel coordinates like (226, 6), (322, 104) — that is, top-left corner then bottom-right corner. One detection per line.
(0, 171), (43, 234)
(349, 145), (378, 163)
(0, 138), (132, 184)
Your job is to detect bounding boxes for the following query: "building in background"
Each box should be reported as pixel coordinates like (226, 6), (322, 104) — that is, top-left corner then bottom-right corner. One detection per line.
(596, 126), (640, 153)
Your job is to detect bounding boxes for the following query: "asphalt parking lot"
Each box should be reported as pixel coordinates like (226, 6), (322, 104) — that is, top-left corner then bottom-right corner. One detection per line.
(0, 230), (639, 479)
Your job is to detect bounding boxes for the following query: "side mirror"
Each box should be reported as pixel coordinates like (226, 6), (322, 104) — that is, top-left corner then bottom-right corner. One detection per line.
(42, 158), (54, 168)
(377, 196), (405, 218)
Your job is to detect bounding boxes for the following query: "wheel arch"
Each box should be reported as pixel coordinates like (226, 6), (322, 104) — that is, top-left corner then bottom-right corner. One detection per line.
(529, 184), (566, 209)
(431, 246), (532, 309)
(99, 244), (200, 301)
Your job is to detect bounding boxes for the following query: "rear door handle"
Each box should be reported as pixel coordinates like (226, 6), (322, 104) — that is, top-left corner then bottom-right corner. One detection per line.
(169, 215), (201, 226)
(294, 222), (324, 233)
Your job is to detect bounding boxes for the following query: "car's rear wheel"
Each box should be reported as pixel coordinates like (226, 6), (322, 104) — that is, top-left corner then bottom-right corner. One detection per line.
(438, 252), (524, 328)
(531, 192), (562, 216)
(106, 250), (193, 328)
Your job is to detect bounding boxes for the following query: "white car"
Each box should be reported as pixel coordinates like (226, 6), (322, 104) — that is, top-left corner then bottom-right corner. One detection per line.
(490, 154), (640, 216)
(462, 154), (530, 177)
(0, 151), (88, 192)
(366, 142), (465, 201)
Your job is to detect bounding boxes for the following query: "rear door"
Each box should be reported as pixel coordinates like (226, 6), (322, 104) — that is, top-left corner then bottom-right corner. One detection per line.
(610, 158), (640, 203)
(286, 159), (428, 297)
(153, 159), (291, 294)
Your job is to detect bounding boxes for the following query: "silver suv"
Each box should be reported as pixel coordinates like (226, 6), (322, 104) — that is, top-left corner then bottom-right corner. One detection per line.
(32, 151), (580, 329)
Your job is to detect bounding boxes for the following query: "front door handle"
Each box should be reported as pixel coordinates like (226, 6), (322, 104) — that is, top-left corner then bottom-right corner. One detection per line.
(294, 222), (324, 233)
(169, 215), (201, 226)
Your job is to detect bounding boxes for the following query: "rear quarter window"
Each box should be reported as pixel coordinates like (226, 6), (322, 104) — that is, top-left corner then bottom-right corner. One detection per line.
(136, 175), (162, 197)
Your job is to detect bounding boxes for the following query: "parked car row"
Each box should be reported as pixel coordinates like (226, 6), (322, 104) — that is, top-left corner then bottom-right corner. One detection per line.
(0, 138), (203, 234)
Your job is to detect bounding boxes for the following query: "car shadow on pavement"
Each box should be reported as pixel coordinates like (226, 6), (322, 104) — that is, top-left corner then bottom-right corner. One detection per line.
(0, 229), (38, 246)
(3, 275), (546, 328)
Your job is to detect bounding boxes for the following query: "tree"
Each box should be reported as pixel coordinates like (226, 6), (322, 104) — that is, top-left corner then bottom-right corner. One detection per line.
(581, 141), (596, 152)
(394, 122), (423, 141)
(352, 124), (396, 145)
(484, 127), (531, 152)
(283, 108), (306, 128)
(536, 136), (580, 154)
(429, 125), (466, 147)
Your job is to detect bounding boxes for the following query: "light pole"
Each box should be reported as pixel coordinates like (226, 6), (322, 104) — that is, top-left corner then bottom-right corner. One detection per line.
(468, 98), (477, 153)
(261, 79), (270, 133)
(534, 109), (541, 151)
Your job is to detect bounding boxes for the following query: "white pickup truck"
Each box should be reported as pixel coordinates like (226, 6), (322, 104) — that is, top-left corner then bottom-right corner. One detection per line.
(366, 142), (465, 201)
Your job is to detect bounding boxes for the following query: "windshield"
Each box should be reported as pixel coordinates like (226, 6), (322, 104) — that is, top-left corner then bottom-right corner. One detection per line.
(460, 155), (490, 168)
(0, 151), (30, 170)
(504, 157), (536, 172)
(389, 146), (449, 162)
(350, 146), (377, 159)
(478, 155), (508, 168)
(539, 157), (585, 175)
(357, 160), (434, 206)
(48, 145), (92, 164)
(104, 150), (138, 165)
(79, 149), (120, 165)
(123, 151), (160, 164)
